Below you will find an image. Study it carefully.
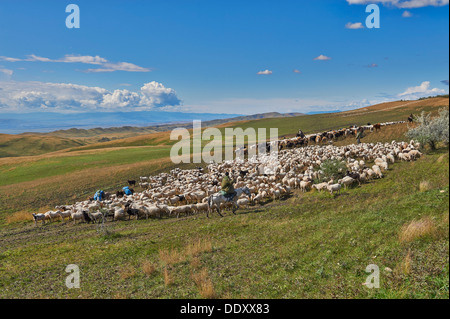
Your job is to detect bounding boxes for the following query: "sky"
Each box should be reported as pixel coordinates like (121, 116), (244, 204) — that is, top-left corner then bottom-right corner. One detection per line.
(0, 0), (448, 117)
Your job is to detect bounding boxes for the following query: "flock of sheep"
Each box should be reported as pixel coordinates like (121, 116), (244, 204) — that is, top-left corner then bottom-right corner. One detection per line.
(31, 120), (421, 226)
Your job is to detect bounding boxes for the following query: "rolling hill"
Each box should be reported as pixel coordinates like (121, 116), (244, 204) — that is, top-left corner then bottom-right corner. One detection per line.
(0, 96), (448, 299)
(0, 111), (304, 157)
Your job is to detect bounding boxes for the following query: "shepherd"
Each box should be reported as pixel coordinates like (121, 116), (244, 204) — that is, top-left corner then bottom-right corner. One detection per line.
(122, 186), (134, 196)
(220, 172), (236, 201)
(93, 190), (105, 201)
(356, 127), (365, 144)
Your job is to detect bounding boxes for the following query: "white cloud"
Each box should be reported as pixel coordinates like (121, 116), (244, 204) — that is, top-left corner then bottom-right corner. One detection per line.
(0, 81), (181, 112)
(346, 0), (449, 8)
(139, 81), (182, 107)
(0, 54), (150, 73)
(402, 10), (413, 17)
(398, 81), (448, 99)
(26, 54), (53, 62)
(0, 56), (22, 62)
(59, 55), (108, 65)
(85, 62), (150, 73)
(345, 22), (365, 29)
(0, 68), (13, 76)
(257, 69), (273, 75)
(313, 55), (332, 61)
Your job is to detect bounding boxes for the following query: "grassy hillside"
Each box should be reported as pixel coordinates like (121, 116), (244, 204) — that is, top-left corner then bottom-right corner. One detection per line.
(1, 97), (447, 158)
(0, 97), (448, 299)
(229, 97), (449, 138)
(0, 134), (86, 157)
(0, 148), (448, 298)
(0, 98), (448, 225)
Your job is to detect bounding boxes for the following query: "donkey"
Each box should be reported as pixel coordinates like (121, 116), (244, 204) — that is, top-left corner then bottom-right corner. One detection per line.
(207, 187), (251, 218)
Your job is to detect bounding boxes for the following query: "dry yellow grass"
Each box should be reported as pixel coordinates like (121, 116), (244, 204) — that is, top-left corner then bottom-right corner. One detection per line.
(142, 260), (157, 276)
(159, 237), (213, 266)
(437, 154), (448, 163)
(342, 97), (449, 115)
(113, 292), (128, 299)
(419, 180), (432, 192)
(185, 237), (213, 257)
(6, 207), (52, 224)
(159, 248), (185, 266)
(6, 210), (36, 224)
(118, 264), (136, 280)
(443, 212), (449, 225)
(190, 257), (201, 269)
(163, 267), (172, 287)
(191, 268), (216, 299)
(399, 217), (437, 243)
(399, 250), (413, 275)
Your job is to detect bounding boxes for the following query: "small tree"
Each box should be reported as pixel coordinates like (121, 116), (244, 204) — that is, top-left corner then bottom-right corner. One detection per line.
(406, 108), (449, 150)
(319, 159), (347, 182)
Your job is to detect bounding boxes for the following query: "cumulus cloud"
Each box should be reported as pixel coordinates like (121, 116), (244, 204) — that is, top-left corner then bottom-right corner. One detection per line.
(313, 55), (332, 61)
(345, 22), (365, 29)
(257, 69), (273, 75)
(398, 81), (447, 99)
(402, 10), (413, 17)
(0, 81), (181, 112)
(346, 0), (449, 8)
(0, 54), (150, 73)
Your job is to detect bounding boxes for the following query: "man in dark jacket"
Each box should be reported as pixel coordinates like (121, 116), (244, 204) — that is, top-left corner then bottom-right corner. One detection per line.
(356, 127), (364, 144)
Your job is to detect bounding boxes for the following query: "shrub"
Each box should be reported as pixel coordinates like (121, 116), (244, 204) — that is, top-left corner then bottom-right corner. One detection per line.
(406, 108), (449, 150)
(319, 159), (347, 182)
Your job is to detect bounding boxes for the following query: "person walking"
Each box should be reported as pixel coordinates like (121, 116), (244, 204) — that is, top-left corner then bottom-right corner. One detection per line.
(356, 127), (364, 144)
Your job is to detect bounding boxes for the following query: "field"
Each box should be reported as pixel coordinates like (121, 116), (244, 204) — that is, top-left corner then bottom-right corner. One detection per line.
(0, 97), (448, 299)
(0, 148), (448, 298)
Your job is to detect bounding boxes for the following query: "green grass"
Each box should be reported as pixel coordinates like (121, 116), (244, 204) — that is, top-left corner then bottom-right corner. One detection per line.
(0, 146), (171, 187)
(0, 135), (86, 157)
(0, 100), (448, 298)
(0, 148), (448, 298)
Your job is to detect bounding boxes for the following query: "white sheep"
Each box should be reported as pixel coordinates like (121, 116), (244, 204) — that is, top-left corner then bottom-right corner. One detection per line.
(32, 213), (46, 226)
(327, 183), (341, 195)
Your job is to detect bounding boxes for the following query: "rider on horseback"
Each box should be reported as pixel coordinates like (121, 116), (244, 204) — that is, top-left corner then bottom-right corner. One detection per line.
(221, 172), (236, 201)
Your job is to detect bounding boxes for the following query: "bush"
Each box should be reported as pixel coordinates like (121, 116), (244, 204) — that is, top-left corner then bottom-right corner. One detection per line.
(406, 108), (449, 150)
(319, 159), (347, 182)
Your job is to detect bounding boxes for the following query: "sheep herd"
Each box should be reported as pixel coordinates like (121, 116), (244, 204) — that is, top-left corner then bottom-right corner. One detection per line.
(31, 121), (421, 226)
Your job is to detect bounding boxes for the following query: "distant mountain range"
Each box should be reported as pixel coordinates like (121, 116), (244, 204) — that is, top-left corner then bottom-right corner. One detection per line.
(0, 111), (304, 135)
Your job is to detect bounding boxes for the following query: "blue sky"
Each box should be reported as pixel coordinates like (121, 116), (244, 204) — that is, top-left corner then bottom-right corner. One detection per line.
(0, 0), (448, 115)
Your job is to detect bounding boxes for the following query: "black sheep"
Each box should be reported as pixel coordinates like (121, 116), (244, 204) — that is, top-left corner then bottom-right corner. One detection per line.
(82, 211), (93, 224)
